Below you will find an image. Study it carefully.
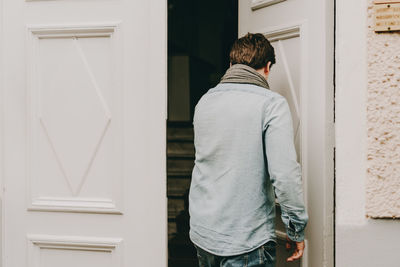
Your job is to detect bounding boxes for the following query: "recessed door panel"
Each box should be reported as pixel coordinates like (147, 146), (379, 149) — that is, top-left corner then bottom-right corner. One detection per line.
(27, 24), (123, 213)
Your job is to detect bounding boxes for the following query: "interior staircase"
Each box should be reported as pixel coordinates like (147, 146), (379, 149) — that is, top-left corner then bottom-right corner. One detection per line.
(167, 122), (199, 267)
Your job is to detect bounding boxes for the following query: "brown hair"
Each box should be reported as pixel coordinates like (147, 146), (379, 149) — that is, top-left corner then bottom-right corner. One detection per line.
(229, 33), (276, 69)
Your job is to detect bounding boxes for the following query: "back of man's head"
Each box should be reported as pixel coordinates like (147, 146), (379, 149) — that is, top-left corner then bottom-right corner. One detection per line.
(229, 33), (276, 70)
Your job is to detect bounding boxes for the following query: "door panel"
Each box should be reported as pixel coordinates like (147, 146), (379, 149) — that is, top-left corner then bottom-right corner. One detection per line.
(2, 0), (167, 267)
(239, 0), (334, 266)
(27, 23), (123, 214)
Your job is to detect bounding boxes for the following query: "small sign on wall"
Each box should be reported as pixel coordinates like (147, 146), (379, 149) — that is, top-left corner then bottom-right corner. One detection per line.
(374, 1), (400, 32)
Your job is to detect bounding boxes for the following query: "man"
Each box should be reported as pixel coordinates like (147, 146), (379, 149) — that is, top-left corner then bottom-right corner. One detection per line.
(188, 33), (309, 267)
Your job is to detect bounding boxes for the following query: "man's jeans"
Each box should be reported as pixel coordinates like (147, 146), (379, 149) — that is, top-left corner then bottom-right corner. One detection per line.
(194, 241), (277, 267)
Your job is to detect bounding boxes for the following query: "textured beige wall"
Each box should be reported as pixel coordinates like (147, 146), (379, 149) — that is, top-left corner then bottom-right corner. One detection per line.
(366, 0), (400, 218)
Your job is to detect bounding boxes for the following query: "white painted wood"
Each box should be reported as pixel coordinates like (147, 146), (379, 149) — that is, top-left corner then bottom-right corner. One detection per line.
(26, 22), (124, 214)
(264, 23), (304, 162)
(27, 234), (123, 267)
(251, 0), (287, 11)
(239, 1), (335, 266)
(1, 1), (167, 267)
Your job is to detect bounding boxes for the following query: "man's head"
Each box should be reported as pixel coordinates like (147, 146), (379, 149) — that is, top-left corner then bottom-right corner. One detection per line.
(229, 33), (276, 79)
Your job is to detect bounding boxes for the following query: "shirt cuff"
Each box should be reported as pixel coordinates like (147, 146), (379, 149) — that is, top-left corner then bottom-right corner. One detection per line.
(286, 227), (305, 242)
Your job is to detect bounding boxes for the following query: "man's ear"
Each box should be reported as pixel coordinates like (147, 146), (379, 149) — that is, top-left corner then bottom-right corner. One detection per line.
(264, 61), (272, 75)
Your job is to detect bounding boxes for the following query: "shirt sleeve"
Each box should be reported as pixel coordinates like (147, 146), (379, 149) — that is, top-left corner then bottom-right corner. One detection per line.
(263, 96), (309, 242)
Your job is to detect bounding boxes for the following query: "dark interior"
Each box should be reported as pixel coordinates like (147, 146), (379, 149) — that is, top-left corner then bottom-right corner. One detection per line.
(167, 1), (238, 266)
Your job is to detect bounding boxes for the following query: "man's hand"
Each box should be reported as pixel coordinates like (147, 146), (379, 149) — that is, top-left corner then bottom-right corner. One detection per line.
(285, 236), (305, 262)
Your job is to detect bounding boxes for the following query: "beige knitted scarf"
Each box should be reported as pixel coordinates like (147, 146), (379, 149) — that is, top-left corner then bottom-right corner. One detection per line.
(219, 63), (270, 90)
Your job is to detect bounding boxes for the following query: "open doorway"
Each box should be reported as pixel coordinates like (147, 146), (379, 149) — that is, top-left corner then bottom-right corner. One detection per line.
(167, 1), (238, 266)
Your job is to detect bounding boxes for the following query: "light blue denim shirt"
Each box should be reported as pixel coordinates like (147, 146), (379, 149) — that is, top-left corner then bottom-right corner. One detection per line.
(188, 82), (309, 256)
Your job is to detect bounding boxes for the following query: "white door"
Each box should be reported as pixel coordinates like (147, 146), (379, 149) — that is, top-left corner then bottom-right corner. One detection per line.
(239, 1), (334, 266)
(1, 0), (167, 266)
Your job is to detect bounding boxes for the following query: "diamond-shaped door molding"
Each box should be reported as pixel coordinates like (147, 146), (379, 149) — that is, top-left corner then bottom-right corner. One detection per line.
(26, 23), (124, 214)
(39, 36), (112, 196)
(251, 0), (287, 10)
(264, 25), (302, 162)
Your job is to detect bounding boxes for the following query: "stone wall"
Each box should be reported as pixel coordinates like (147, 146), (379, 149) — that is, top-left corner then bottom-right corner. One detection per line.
(366, 0), (400, 218)
(336, 1), (399, 266)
